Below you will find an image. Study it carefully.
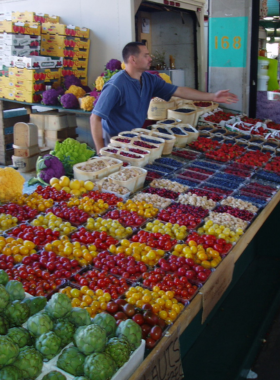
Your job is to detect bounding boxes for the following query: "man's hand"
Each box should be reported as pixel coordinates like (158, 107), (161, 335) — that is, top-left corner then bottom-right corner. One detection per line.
(213, 90), (238, 104)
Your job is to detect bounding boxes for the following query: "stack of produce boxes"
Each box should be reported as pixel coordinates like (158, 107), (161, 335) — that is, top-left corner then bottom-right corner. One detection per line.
(0, 11), (63, 103)
(41, 23), (90, 85)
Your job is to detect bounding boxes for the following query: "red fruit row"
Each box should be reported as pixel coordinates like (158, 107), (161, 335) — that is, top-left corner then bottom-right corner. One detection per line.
(8, 224), (60, 246)
(70, 228), (118, 249)
(142, 187), (179, 200)
(104, 210), (145, 228)
(82, 190), (122, 206)
(187, 188), (223, 202)
(131, 230), (177, 251)
(186, 232), (232, 254)
(91, 251), (148, 281)
(0, 203), (38, 222)
(36, 185), (71, 201)
(47, 204), (89, 225)
(72, 269), (129, 298)
(106, 299), (167, 349)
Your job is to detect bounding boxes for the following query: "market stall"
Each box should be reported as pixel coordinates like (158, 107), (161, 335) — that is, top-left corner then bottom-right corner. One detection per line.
(0, 96), (280, 379)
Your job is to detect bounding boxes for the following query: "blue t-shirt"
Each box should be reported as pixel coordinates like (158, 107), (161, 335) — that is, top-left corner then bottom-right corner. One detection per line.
(92, 71), (178, 136)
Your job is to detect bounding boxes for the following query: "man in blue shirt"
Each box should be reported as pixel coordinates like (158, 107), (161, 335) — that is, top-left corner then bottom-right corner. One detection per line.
(91, 42), (238, 153)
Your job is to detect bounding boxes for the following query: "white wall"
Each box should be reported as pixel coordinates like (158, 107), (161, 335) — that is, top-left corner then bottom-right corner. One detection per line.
(0, 0), (135, 88)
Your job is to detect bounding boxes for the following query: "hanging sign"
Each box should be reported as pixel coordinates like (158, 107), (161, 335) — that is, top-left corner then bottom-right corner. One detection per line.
(209, 16), (248, 68)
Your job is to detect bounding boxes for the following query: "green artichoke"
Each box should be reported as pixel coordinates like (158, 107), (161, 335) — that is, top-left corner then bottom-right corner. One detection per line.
(35, 331), (62, 360)
(73, 377), (90, 380)
(22, 296), (47, 316)
(0, 284), (10, 310)
(5, 300), (30, 327)
(0, 315), (9, 334)
(5, 281), (25, 302)
(42, 371), (67, 380)
(68, 307), (91, 327)
(7, 327), (33, 348)
(91, 312), (117, 339)
(0, 335), (19, 368)
(0, 269), (9, 286)
(45, 293), (72, 320)
(74, 324), (107, 355)
(84, 353), (117, 380)
(53, 318), (75, 347)
(105, 337), (131, 368)
(57, 346), (86, 376)
(0, 365), (21, 380)
(116, 319), (142, 350)
(13, 347), (43, 379)
(27, 312), (53, 337)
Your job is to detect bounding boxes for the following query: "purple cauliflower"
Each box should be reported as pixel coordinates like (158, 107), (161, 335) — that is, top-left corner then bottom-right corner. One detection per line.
(105, 59), (122, 71)
(42, 89), (60, 105)
(28, 155), (65, 186)
(56, 86), (65, 96)
(90, 89), (100, 98)
(60, 93), (79, 109)
(37, 155), (65, 183)
(81, 85), (92, 93)
(64, 75), (82, 90)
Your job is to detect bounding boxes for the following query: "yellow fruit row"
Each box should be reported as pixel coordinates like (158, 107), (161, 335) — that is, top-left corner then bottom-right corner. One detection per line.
(50, 176), (94, 197)
(44, 238), (98, 266)
(145, 220), (187, 240)
(171, 240), (222, 268)
(60, 286), (111, 318)
(12, 193), (54, 211)
(0, 236), (36, 262)
(124, 286), (184, 324)
(67, 197), (109, 215)
(117, 200), (158, 218)
(30, 213), (76, 236)
(109, 240), (165, 266)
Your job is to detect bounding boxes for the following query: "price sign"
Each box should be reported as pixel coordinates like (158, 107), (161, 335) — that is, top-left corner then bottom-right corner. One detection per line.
(209, 17), (248, 68)
(135, 328), (184, 380)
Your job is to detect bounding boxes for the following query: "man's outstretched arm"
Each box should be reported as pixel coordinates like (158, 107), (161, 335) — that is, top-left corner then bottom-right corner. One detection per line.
(174, 87), (238, 104)
(90, 113), (104, 154)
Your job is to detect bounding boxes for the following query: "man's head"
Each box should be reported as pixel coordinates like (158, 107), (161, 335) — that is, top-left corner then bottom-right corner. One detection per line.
(122, 42), (152, 71)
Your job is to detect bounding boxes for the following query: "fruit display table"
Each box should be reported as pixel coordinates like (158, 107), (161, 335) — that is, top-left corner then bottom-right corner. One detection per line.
(128, 189), (280, 380)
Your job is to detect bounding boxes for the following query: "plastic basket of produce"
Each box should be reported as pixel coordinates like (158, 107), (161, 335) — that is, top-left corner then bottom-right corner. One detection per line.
(176, 124), (199, 143)
(149, 130), (176, 155)
(167, 104), (197, 126)
(147, 96), (176, 120)
(100, 147), (147, 168)
(73, 157), (123, 181)
(107, 166), (147, 193)
(108, 143), (151, 165)
(156, 118), (178, 126)
(167, 125), (189, 147)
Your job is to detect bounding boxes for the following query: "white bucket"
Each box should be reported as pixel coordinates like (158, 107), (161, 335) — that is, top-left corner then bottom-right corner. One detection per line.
(257, 75), (269, 91)
(258, 60), (269, 76)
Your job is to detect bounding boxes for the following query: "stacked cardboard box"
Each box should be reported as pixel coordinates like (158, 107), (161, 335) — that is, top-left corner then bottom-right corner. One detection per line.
(12, 122), (40, 172)
(0, 64), (62, 103)
(11, 11), (60, 24)
(30, 112), (77, 148)
(40, 23), (90, 85)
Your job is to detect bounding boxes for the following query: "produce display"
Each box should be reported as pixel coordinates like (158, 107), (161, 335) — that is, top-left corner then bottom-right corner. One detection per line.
(1, 106), (280, 377)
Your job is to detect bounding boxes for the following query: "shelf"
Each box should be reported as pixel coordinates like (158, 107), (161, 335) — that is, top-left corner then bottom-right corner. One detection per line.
(0, 98), (92, 115)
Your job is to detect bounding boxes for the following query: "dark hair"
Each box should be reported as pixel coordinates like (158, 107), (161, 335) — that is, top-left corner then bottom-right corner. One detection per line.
(122, 42), (146, 63)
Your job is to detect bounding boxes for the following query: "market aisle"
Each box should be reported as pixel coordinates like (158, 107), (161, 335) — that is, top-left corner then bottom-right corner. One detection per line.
(251, 306), (280, 379)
